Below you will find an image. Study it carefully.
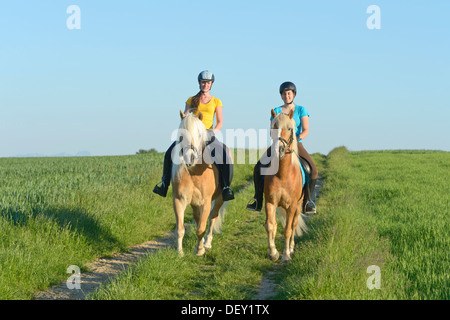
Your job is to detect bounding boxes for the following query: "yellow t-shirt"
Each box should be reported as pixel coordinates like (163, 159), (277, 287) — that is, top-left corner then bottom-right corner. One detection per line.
(185, 96), (223, 130)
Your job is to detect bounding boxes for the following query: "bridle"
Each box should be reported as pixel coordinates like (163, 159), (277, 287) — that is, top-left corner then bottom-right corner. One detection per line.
(176, 112), (207, 166)
(181, 144), (199, 155)
(278, 128), (295, 155)
(179, 140), (203, 165)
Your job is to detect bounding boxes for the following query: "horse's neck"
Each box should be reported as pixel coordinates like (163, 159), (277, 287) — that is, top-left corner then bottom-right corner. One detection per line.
(174, 160), (210, 180)
(187, 161), (210, 175)
(277, 154), (295, 179)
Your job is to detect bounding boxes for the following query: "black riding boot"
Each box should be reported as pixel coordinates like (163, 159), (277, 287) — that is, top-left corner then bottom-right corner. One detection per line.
(246, 161), (265, 211)
(211, 142), (234, 201)
(153, 142), (175, 197)
(216, 160), (234, 201)
(303, 178), (317, 214)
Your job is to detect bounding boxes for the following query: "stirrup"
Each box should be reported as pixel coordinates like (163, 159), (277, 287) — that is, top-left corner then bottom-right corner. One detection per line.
(246, 198), (262, 212)
(222, 186), (235, 201)
(153, 180), (168, 197)
(304, 200), (316, 214)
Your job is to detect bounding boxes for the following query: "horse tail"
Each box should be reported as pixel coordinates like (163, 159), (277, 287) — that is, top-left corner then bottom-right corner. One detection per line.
(212, 200), (228, 234)
(276, 208), (308, 237)
(295, 213), (308, 237)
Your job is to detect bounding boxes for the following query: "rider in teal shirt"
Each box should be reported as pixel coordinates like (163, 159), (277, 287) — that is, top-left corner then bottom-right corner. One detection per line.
(247, 82), (318, 214)
(271, 105), (310, 142)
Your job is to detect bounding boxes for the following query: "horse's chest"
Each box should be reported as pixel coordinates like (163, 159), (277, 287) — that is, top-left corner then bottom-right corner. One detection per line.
(266, 180), (299, 209)
(186, 183), (206, 206)
(278, 196), (291, 208)
(174, 164), (217, 206)
(175, 183), (203, 205)
(179, 182), (211, 206)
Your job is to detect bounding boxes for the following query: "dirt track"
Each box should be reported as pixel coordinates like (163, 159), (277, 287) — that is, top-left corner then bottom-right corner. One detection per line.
(34, 179), (322, 300)
(34, 235), (174, 300)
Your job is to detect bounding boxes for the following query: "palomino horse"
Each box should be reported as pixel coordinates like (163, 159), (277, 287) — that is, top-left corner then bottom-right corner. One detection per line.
(171, 110), (228, 256)
(264, 109), (308, 262)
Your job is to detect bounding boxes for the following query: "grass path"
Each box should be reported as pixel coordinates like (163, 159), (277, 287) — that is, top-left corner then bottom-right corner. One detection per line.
(35, 177), (325, 300)
(32, 150), (257, 300)
(85, 154), (326, 300)
(252, 178), (323, 300)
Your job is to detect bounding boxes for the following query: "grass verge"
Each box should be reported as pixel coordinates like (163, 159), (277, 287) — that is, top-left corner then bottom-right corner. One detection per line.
(274, 147), (449, 299)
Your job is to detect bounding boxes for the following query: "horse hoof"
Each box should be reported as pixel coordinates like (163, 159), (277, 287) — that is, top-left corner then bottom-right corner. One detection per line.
(195, 248), (206, 256)
(268, 250), (279, 262)
(204, 239), (212, 250)
(178, 250), (184, 257)
(282, 254), (291, 263)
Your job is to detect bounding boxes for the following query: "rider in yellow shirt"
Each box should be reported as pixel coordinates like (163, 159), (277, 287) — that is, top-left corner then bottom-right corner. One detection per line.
(153, 71), (234, 201)
(185, 96), (223, 130)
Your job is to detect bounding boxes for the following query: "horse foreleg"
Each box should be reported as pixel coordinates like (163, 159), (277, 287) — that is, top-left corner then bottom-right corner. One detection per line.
(194, 202), (211, 256)
(265, 202), (279, 261)
(204, 199), (224, 250)
(173, 197), (187, 257)
(282, 205), (296, 262)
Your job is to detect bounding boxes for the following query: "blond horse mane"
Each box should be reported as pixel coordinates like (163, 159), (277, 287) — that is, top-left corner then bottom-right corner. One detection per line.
(172, 111), (208, 183)
(178, 111), (207, 151)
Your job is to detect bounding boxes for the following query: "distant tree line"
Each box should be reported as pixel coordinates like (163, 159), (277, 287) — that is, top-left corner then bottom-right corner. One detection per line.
(136, 148), (159, 155)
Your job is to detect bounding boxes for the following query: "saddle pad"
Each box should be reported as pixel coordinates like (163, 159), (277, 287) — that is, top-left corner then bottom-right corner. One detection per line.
(300, 162), (306, 187)
(299, 160), (310, 187)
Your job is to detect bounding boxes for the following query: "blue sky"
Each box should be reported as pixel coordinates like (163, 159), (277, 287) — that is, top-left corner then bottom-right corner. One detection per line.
(1, 0), (449, 157)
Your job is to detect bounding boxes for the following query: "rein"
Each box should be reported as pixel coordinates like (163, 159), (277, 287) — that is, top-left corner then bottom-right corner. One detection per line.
(177, 139), (206, 165)
(278, 128), (295, 154)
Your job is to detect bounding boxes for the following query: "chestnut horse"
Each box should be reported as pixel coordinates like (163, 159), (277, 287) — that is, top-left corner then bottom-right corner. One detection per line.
(171, 110), (228, 256)
(264, 109), (308, 262)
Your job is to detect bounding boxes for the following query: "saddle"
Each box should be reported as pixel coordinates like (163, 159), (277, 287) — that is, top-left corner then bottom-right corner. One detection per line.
(299, 156), (312, 184)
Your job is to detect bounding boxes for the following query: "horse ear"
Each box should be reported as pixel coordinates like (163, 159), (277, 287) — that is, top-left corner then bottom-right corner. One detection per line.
(271, 109), (276, 119)
(180, 110), (186, 119)
(288, 109), (294, 119)
(198, 111), (203, 121)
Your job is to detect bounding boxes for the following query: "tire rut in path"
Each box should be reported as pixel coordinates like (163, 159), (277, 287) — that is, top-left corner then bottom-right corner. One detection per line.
(34, 233), (175, 300)
(252, 177), (323, 300)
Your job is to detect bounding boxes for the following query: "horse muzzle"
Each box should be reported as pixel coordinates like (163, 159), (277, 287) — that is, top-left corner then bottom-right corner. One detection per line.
(182, 145), (200, 167)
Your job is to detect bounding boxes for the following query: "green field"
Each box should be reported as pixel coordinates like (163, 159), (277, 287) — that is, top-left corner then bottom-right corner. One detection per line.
(275, 147), (449, 299)
(0, 153), (169, 299)
(0, 148), (448, 300)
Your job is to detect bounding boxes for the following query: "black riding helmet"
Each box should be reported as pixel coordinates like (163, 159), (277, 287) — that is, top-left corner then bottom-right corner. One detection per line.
(279, 81), (297, 95)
